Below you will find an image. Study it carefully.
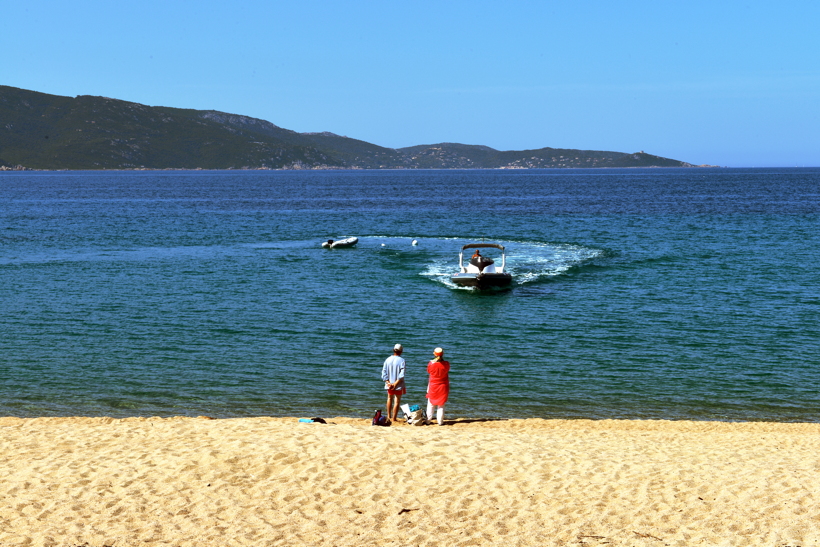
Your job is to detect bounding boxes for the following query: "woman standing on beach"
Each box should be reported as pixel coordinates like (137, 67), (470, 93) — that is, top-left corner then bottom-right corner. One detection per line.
(426, 347), (450, 426)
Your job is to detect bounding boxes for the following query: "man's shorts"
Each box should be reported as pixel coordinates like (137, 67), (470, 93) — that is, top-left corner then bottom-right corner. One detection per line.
(387, 387), (406, 396)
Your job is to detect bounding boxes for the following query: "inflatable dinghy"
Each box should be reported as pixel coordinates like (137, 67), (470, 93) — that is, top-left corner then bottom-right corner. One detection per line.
(322, 237), (359, 249)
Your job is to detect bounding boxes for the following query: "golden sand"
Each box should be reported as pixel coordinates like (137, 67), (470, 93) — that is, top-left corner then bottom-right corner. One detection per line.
(1, 416), (819, 546)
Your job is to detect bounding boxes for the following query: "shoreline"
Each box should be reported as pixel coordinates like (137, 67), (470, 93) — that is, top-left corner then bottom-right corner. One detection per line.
(4, 414), (820, 432)
(4, 413), (820, 430)
(2, 416), (819, 546)
(1, 165), (721, 172)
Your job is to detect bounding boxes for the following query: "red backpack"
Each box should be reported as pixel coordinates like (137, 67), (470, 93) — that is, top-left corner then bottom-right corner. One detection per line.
(372, 409), (388, 426)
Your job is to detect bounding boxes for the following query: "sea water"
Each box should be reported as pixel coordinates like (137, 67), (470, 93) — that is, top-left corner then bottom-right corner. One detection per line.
(1, 168), (818, 421)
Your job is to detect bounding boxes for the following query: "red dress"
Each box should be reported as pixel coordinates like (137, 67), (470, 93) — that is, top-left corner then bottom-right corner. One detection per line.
(426, 360), (450, 405)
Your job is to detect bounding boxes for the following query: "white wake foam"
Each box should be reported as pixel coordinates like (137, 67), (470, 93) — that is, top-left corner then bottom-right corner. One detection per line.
(417, 239), (604, 289)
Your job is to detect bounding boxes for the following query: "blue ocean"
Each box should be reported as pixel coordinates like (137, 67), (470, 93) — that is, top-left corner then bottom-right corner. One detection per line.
(1, 168), (818, 422)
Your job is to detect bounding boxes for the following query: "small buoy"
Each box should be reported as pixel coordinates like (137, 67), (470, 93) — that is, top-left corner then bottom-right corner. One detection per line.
(411, 240), (418, 246)
(381, 243), (386, 247)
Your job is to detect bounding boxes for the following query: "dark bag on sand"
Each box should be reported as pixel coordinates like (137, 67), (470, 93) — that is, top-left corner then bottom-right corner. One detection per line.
(372, 409), (388, 426)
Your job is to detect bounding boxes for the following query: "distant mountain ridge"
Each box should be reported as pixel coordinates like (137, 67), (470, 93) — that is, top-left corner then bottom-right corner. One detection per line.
(0, 85), (695, 170)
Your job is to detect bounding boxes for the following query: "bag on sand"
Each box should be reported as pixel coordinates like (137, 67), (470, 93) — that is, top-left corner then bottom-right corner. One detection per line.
(401, 404), (426, 426)
(372, 409), (388, 426)
(408, 408), (426, 425)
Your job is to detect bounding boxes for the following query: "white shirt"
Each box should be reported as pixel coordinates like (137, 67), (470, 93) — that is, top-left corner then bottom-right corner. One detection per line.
(381, 355), (406, 389)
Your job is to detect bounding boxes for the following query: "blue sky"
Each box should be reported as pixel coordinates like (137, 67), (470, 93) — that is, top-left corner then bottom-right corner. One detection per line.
(3, 1), (819, 166)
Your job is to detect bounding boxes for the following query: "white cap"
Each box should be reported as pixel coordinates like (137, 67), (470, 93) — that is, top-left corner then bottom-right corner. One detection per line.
(433, 347), (443, 355)
(394, 343), (403, 351)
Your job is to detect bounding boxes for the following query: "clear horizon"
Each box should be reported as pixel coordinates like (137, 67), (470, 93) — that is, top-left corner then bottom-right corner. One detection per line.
(4, 1), (819, 168)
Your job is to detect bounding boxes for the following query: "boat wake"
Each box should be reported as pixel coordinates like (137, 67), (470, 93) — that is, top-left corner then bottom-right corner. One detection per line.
(413, 238), (605, 289)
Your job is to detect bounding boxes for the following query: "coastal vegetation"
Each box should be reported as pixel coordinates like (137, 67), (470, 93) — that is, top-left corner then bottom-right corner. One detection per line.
(1, 85), (693, 170)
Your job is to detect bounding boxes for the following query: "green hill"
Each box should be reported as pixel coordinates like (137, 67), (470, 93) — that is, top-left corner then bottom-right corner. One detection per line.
(0, 86), (693, 170)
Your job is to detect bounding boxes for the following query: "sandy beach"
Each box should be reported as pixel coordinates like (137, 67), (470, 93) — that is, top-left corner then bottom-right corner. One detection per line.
(1, 416), (818, 546)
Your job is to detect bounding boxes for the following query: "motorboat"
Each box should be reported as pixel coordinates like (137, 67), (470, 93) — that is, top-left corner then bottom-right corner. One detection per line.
(451, 243), (512, 289)
(322, 237), (358, 249)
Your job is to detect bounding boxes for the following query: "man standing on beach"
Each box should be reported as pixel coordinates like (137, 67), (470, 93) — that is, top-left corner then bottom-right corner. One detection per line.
(382, 343), (406, 424)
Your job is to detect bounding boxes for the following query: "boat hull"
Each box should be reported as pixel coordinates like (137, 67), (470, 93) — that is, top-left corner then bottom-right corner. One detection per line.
(322, 237), (358, 248)
(451, 272), (512, 289)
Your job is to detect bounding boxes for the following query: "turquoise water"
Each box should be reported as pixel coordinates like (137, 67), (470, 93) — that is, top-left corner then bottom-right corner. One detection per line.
(1, 168), (819, 421)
